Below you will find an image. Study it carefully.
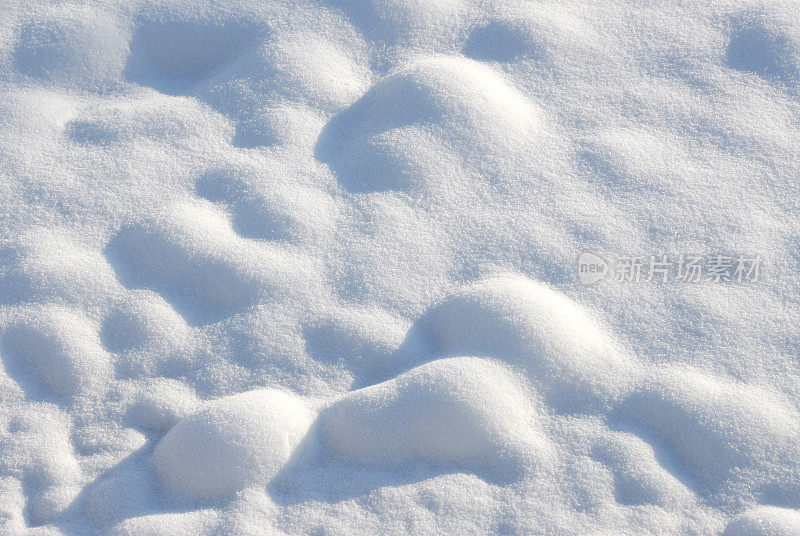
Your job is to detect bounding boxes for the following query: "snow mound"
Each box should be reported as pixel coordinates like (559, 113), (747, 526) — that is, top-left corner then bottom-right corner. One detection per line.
(463, 6), (597, 65)
(124, 378), (199, 433)
(126, 5), (261, 93)
(101, 291), (196, 379)
(13, 4), (129, 89)
(0, 228), (121, 310)
(619, 365), (800, 495)
(335, 0), (466, 45)
(0, 88), (75, 141)
(724, 506), (800, 536)
(105, 201), (318, 324)
(0, 405), (80, 526)
(418, 276), (639, 413)
(319, 356), (549, 480)
(107, 510), (219, 536)
(195, 167), (336, 243)
(251, 31), (372, 111)
(303, 305), (425, 382)
(316, 55), (542, 193)
(66, 93), (233, 147)
(153, 389), (313, 501)
(726, 10), (800, 87)
(101, 290), (191, 356)
(1, 306), (112, 401)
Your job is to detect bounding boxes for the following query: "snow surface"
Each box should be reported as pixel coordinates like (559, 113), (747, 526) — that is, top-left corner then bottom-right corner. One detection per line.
(1, 0), (800, 534)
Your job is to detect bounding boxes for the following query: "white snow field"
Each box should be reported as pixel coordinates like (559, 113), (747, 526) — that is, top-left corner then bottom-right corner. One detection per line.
(1, 0), (800, 534)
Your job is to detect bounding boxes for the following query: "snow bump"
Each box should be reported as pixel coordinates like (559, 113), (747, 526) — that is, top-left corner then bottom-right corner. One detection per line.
(419, 276), (639, 413)
(319, 356), (550, 480)
(153, 389), (313, 501)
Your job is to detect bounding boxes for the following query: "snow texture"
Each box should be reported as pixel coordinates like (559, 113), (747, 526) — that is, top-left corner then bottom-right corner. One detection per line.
(1, 0), (800, 534)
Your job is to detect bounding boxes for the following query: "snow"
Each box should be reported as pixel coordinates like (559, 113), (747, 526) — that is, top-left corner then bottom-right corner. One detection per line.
(319, 356), (549, 480)
(0, 0), (799, 534)
(2, 305), (112, 401)
(122, 378), (199, 433)
(416, 275), (639, 413)
(619, 365), (800, 498)
(153, 389), (313, 501)
(723, 506), (800, 536)
(13, 4), (130, 90)
(315, 55), (543, 193)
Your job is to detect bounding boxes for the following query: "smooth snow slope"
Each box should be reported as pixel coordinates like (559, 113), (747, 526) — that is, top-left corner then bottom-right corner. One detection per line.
(0, 0), (799, 534)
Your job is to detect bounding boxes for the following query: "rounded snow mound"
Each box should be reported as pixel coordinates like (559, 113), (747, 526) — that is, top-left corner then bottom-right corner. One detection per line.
(13, 5), (129, 88)
(0, 228), (122, 310)
(1, 305), (112, 401)
(418, 275), (638, 413)
(105, 201), (318, 324)
(125, 5), (261, 92)
(124, 378), (199, 433)
(101, 291), (191, 355)
(463, 7), (598, 64)
(153, 389), (313, 501)
(319, 356), (549, 480)
(723, 506), (800, 536)
(195, 168), (337, 243)
(253, 31), (372, 111)
(619, 365), (800, 494)
(66, 93), (234, 147)
(336, 0), (466, 44)
(316, 55), (542, 192)
(726, 11), (800, 87)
